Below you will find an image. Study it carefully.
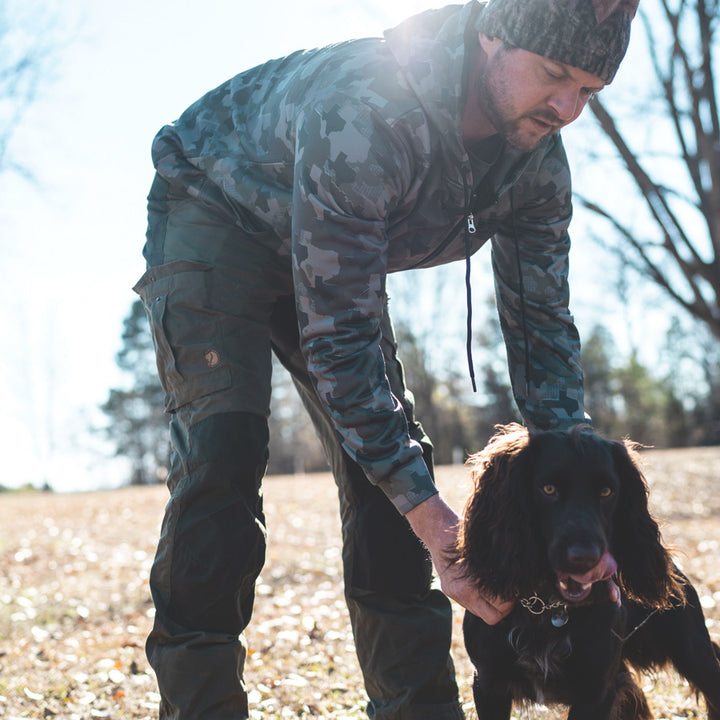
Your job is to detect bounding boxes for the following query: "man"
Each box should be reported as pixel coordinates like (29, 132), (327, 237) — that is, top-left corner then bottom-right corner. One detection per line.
(135, 0), (638, 717)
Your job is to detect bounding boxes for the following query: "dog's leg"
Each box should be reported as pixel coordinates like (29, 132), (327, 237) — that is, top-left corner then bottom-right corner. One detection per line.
(463, 613), (514, 720)
(561, 609), (653, 720)
(471, 673), (512, 720)
(566, 673), (653, 720)
(629, 584), (720, 720)
(668, 631), (720, 720)
(709, 644), (720, 720)
(611, 666), (654, 720)
(681, 642), (720, 720)
(567, 695), (617, 720)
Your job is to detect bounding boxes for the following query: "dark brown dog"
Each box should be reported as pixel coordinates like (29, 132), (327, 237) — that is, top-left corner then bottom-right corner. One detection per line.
(454, 423), (720, 720)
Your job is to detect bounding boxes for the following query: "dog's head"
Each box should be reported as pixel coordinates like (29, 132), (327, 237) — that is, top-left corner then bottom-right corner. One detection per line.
(454, 423), (683, 608)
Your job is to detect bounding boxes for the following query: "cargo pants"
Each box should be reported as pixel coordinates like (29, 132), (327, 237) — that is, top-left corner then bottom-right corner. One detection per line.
(135, 170), (464, 720)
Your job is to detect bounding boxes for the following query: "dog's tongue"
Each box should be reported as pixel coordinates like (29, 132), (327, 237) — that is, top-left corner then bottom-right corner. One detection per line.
(573, 551), (617, 585)
(557, 552), (618, 603)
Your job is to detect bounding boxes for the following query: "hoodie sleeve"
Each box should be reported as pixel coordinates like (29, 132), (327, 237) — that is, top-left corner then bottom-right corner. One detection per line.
(291, 96), (438, 514)
(491, 135), (588, 431)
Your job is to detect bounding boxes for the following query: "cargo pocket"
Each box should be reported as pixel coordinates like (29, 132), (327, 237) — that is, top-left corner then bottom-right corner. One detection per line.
(133, 260), (232, 412)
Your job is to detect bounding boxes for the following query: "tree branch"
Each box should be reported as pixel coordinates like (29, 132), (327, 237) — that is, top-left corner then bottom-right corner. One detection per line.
(588, 96), (711, 279)
(576, 195), (717, 329)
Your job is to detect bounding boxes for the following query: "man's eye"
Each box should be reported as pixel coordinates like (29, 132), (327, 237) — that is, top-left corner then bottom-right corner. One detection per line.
(544, 68), (562, 80)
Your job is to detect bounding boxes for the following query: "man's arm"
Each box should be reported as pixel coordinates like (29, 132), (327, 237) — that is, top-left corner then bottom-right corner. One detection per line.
(492, 135), (588, 431)
(291, 99), (513, 621)
(292, 98), (438, 509)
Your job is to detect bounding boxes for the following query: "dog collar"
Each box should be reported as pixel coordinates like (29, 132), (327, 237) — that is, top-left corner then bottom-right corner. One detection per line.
(519, 595), (569, 627)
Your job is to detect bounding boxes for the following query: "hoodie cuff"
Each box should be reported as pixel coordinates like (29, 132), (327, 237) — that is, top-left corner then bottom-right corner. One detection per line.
(379, 456), (439, 515)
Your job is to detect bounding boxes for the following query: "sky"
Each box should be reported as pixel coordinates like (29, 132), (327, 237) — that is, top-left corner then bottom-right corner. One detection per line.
(0, 0), (672, 491)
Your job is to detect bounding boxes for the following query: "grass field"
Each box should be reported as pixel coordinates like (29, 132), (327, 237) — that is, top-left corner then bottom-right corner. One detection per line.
(0, 445), (718, 719)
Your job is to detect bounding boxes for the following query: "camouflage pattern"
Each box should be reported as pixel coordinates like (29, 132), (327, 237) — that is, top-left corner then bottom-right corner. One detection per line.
(148, 0), (587, 514)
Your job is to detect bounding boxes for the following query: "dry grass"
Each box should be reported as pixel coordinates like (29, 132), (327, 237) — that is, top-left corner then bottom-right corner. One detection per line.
(0, 445), (718, 719)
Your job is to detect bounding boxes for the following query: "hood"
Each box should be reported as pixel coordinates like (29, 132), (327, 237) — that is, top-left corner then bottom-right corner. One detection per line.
(384, 2), (482, 176)
(384, 2), (541, 204)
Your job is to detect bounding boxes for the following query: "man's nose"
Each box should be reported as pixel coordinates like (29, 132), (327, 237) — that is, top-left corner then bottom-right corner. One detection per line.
(548, 87), (584, 123)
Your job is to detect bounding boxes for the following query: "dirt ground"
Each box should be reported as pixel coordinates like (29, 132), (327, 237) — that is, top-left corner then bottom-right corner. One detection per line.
(0, 445), (718, 719)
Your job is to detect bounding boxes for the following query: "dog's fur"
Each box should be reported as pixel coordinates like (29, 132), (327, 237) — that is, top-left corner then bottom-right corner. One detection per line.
(455, 423), (720, 720)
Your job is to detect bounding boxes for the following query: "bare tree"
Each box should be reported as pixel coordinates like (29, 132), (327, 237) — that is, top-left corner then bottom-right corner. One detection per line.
(100, 300), (170, 485)
(0, 0), (61, 175)
(578, 0), (719, 340)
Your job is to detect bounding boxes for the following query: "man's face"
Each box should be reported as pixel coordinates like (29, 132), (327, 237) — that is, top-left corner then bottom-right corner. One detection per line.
(475, 35), (607, 151)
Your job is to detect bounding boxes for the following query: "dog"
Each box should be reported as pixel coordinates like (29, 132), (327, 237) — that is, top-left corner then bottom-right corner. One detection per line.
(454, 423), (720, 720)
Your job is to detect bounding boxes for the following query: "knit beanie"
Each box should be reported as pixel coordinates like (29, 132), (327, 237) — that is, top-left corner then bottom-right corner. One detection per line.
(477, 0), (639, 83)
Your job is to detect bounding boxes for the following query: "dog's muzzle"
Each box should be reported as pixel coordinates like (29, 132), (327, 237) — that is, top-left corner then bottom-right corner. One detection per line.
(556, 551), (618, 603)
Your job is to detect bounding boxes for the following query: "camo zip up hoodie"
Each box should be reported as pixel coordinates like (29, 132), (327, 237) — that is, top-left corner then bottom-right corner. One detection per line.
(150, 0), (586, 513)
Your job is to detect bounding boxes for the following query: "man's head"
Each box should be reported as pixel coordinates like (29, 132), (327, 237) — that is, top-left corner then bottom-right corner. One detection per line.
(465, 0), (638, 150)
(477, 0), (639, 84)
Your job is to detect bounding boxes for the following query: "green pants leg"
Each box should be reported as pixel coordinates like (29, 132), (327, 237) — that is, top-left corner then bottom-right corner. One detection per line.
(139, 169), (463, 719)
(145, 411), (269, 720)
(271, 296), (464, 720)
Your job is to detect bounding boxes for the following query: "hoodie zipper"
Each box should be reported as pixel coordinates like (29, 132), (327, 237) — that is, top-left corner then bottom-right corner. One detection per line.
(404, 169), (499, 391)
(406, 185), (491, 270)
(406, 214), (467, 270)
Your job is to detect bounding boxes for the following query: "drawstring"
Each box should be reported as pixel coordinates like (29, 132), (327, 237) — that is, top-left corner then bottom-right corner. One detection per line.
(510, 188), (532, 398)
(465, 214), (477, 392)
(463, 183), (530, 397)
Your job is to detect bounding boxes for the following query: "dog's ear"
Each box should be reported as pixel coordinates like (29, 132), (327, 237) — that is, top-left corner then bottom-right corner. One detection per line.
(454, 424), (546, 600)
(611, 440), (683, 607)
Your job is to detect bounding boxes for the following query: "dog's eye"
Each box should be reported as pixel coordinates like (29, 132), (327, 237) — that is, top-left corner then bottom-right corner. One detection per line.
(599, 487), (614, 498)
(541, 484), (558, 496)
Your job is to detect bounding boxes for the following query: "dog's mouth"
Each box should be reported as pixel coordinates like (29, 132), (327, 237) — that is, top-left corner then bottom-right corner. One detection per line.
(556, 575), (593, 602)
(555, 552), (618, 603)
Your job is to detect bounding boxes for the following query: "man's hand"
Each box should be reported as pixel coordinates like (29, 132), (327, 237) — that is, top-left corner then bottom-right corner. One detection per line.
(405, 493), (514, 624)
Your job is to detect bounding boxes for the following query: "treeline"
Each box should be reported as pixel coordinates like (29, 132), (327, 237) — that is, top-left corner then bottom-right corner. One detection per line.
(266, 319), (720, 476)
(101, 299), (720, 484)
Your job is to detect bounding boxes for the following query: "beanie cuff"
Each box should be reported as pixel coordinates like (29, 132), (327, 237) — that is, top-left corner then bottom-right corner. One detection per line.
(477, 0), (634, 83)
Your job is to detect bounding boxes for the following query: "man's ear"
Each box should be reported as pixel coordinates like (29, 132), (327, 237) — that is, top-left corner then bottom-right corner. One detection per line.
(478, 33), (503, 58)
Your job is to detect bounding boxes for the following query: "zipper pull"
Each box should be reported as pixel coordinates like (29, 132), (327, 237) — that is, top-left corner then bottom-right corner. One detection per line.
(467, 213), (476, 234)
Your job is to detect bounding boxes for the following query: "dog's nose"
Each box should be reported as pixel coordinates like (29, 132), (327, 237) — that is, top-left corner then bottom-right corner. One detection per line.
(566, 543), (602, 571)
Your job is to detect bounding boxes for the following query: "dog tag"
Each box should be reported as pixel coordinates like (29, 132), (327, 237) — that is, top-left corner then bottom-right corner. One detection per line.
(551, 607), (568, 627)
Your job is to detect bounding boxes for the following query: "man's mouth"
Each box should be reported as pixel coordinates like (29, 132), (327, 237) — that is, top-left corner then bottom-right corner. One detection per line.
(555, 552), (618, 603)
(531, 117), (551, 129)
(527, 115), (561, 133)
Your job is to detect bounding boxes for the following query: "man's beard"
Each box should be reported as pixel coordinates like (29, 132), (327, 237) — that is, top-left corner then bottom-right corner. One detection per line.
(477, 65), (562, 152)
